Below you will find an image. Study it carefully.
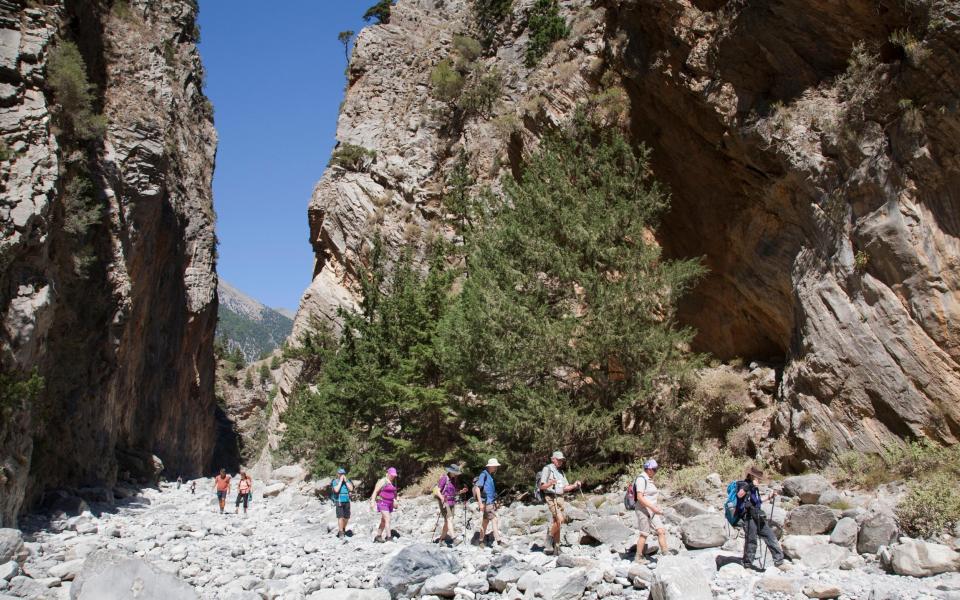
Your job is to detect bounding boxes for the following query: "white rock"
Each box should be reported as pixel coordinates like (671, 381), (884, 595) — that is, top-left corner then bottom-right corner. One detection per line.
(649, 556), (711, 600)
(422, 572), (459, 597)
(0, 560), (18, 581)
(888, 537), (960, 577)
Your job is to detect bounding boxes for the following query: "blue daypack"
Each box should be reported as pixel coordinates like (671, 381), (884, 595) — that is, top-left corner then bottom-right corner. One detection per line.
(724, 481), (741, 525)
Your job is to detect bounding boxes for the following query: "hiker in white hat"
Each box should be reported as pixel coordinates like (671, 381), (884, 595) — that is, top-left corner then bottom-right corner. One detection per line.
(473, 458), (505, 547)
(538, 450), (582, 555)
(633, 458), (668, 563)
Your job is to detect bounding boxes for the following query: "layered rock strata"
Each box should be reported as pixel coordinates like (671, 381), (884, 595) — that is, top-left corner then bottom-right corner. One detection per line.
(0, 0), (217, 525)
(281, 0), (960, 465)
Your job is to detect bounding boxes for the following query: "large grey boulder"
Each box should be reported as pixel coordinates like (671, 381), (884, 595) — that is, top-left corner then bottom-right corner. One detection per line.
(782, 535), (850, 569)
(376, 544), (461, 599)
(533, 567), (589, 600)
(888, 538), (960, 577)
(781, 475), (835, 505)
(0, 530), (26, 564)
(650, 556), (711, 600)
(829, 517), (859, 550)
(271, 464), (309, 484)
(581, 517), (634, 547)
(857, 512), (899, 555)
(680, 513), (729, 549)
(672, 498), (711, 518)
(70, 550), (198, 600)
(785, 504), (837, 535)
(261, 483), (286, 498)
(421, 572), (459, 597)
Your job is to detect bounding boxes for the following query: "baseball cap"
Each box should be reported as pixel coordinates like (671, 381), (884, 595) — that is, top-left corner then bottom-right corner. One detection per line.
(551, 451), (565, 460)
(386, 467), (398, 477)
(337, 467), (346, 475)
(643, 459), (658, 470)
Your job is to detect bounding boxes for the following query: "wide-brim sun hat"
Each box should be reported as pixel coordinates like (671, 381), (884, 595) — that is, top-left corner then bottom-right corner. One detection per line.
(446, 464), (462, 474)
(551, 450), (565, 460)
(486, 458), (501, 467)
(386, 467), (398, 476)
(643, 459), (659, 470)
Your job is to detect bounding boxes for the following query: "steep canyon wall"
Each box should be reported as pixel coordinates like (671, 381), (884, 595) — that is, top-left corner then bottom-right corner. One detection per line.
(276, 0), (959, 468)
(0, 0), (217, 525)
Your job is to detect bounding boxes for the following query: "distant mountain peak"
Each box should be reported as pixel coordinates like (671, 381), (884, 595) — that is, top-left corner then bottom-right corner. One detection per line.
(216, 280), (293, 362)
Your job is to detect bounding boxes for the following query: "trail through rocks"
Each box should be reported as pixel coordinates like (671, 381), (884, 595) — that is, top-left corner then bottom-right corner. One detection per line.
(3, 474), (960, 599)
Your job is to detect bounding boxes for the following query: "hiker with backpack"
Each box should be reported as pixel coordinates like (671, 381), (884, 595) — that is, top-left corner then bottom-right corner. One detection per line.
(370, 467), (399, 543)
(629, 459), (669, 562)
(214, 469), (231, 514)
(722, 466), (785, 570)
(433, 464), (467, 546)
(235, 471), (253, 515)
(538, 450), (582, 555)
(473, 458), (505, 547)
(331, 467), (354, 538)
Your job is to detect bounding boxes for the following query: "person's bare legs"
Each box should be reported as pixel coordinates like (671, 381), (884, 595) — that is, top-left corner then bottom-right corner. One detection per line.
(636, 533), (648, 561)
(491, 512), (504, 542)
(656, 528), (668, 554)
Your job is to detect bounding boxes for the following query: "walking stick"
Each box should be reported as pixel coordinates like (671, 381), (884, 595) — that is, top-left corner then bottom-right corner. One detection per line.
(760, 494), (777, 570)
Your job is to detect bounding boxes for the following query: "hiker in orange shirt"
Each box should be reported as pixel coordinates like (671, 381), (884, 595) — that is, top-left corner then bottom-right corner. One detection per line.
(214, 468), (231, 514)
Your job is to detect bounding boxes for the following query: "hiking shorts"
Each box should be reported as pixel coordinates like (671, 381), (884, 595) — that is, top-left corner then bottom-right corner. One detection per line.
(482, 503), (497, 517)
(440, 503), (455, 522)
(546, 496), (565, 525)
(335, 502), (351, 519)
(216, 490), (227, 501)
(636, 508), (665, 534)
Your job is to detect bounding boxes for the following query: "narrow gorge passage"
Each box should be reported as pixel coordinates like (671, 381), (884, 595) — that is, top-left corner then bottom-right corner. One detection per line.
(1, 0), (959, 599)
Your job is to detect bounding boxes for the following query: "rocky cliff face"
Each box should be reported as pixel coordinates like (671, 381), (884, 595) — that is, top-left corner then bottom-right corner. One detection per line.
(281, 0), (959, 467)
(0, 0), (217, 525)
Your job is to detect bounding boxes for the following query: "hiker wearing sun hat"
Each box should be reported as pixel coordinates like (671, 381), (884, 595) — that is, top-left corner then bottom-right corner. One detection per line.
(433, 464), (467, 546)
(473, 458), (505, 547)
(633, 458), (669, 563)
(370, 467), (399, 543)
(539, 450), (582, 555)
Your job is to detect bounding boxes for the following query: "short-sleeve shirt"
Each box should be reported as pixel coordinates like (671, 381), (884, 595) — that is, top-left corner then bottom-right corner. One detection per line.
(477, 470), (496, 504)
(331, 477), (351, 503)
(438, 475), (458, 506)
(215, 475), (231, 491)
(539, 464), (569, 496)
(634, 473), (659, 514)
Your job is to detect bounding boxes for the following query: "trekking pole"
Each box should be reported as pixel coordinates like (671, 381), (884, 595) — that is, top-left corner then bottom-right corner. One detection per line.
(760, 494), (776, 570)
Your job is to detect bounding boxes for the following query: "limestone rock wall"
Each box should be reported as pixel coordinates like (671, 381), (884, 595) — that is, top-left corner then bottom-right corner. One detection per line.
(282, 0), (959, 467)
(0, 0), (217, 525)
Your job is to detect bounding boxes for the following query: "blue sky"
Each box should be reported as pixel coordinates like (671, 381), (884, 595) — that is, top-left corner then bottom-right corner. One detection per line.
(198, 1), (368, 313)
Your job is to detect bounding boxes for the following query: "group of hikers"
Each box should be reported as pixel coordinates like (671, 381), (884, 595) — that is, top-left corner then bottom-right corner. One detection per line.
(205, 454), (783, 570)
(323, 452), (783, 570)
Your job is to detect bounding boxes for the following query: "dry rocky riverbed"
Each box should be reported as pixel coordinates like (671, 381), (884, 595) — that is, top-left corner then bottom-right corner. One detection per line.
(1, 468), (959, 599)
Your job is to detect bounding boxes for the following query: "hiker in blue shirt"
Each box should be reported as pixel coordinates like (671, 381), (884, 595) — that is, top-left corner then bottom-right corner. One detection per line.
(473, 458), (505, 547)
(331, 467), (354, 539)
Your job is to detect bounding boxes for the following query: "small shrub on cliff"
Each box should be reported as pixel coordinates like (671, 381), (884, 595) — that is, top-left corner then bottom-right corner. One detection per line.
(472, 0), (513, 47)
(47, 41), (107, 142)
(430, 59), (465, 102)
(363, 0), (394, 25)
(658, 449), (742, 500)
(458, 65), (503, 118)
(889, 29), (930, 67)
(525, 0), (568, 67)
(452, 35), (483, 62)
(329, 143), (375, 172)
(243, 369), (254, 389)
(0, 369), (44, 427)
(259, 363), (271, 384)
(897, 474), (960, 539)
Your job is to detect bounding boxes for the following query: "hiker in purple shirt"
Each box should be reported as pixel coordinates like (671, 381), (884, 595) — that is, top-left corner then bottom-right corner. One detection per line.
(433, 464), (467, 546)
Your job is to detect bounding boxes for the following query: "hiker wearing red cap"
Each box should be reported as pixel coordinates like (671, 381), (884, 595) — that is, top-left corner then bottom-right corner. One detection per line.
(538, 450), (581, 555)
(633, 459), (668, 563)
(370, 467), (399, 543)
